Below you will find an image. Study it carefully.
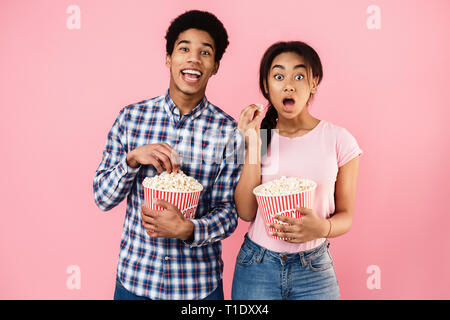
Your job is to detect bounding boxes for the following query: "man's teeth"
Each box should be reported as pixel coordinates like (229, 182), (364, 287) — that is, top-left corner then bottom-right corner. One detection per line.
(182, 69), (202, 76)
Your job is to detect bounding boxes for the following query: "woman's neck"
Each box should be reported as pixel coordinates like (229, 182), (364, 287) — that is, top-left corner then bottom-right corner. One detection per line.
(276, 111), (320, 135)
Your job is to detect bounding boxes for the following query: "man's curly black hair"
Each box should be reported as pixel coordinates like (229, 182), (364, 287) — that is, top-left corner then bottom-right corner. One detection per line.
(165, 10), (229, 62)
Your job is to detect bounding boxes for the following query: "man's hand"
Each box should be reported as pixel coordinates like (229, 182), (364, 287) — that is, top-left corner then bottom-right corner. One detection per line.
(127, 143), (181, 173)
(141, 200), (194, 241)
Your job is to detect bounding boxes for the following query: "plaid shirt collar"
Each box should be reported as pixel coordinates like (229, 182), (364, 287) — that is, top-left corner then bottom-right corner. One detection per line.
(163, 90), (208, 124)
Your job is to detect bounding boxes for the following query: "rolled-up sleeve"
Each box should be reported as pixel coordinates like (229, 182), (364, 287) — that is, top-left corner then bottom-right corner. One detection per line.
(184, 128), (245, 247)
(93, 107), (141, 211)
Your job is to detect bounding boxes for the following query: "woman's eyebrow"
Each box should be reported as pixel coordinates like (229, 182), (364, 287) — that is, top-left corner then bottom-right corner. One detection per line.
(272, 64), (307, 70)
(294, 64), (307, 69)
(272, 64), (285, 70)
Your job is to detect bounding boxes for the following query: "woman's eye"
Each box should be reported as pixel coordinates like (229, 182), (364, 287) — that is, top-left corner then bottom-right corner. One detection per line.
(274, 74), (284, 80)
(295, 74), (304, 80)
(180, 47), (188, 52)
(201, 51), (211, 55)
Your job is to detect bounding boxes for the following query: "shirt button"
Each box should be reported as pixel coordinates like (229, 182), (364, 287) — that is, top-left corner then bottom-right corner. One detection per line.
(164, 256), (170, 261)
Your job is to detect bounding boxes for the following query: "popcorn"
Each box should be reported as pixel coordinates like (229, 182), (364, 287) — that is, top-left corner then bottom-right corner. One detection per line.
(253, 176), (317, 240)
(142, 171), (203, 192)
(142, 171), (203, 218)
(253, 176), (315, 196)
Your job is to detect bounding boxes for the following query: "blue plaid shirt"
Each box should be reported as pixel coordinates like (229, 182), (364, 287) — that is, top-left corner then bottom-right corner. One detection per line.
(93, 91), (244, 299)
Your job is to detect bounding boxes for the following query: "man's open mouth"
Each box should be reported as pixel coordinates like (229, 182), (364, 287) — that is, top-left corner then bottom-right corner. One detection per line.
(181, 69), (202, 82)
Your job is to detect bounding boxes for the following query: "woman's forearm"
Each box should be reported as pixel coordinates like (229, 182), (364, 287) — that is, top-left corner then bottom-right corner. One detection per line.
(325, 210), (353, 238)
(234, 141), (261, 222)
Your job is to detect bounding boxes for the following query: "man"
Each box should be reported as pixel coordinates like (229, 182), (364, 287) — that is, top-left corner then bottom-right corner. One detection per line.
(93, 10), (243, 300)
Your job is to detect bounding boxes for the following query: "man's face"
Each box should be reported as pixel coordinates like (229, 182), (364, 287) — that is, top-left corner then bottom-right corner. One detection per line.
(166, 28), (219, 98)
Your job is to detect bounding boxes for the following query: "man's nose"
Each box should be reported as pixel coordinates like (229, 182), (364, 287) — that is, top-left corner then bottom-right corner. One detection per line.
(187, 51), (201, 64)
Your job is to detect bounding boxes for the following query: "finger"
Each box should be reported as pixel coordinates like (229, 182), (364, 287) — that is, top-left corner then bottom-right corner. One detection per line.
(141, 210), (157, 224)
(274, 215), (297, 225)
(270, 222), (294, 233)
(146, 229), (159, 238)
(152, 150), (173, 173)
(141, 205), (161, 218)
(296, 207), (315, 218)
(141, 205), (152, 216)
(157, 145), (181, 173)
(153, 199), (174, 211)
(169, 149), (181, 172)
(240, 104), (259, 121)
(148, 158), (164, 173)
(143, 220), (157, 231)
(296, 206), (313, 214)
(158, 143), (176, 153)
(248, 113), (262, 128)
(248, 104), (263, 120)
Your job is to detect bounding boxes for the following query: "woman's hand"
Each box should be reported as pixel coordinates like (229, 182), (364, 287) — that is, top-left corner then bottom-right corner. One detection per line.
(238, 104), (264, 143)
(238, 104), (264, 165)
(270, 207), (330, 243)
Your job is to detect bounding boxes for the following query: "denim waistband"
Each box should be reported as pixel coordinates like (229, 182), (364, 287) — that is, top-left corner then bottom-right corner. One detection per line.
(242, 233), (329, 264)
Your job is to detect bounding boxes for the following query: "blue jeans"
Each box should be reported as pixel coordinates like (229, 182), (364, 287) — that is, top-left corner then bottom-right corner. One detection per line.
(113, 276), (224, 300)
(232, 234), (340, 300)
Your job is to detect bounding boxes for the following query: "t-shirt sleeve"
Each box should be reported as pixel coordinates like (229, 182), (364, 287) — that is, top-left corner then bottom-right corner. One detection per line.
(336, 127), (363, 167)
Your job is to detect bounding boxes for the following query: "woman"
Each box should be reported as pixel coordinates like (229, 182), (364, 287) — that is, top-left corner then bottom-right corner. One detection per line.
(232, 41), (362, 300)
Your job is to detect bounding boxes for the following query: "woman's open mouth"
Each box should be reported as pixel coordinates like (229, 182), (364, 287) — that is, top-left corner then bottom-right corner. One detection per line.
(181, 69), (202, 83)
(282, 98), (296, 112)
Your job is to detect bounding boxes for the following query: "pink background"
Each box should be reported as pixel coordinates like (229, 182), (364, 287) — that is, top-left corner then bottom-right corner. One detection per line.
(1, 0), (449, 299)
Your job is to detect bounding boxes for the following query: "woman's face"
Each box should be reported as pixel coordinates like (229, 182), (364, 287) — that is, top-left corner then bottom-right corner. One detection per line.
(266, 51), (318, 120)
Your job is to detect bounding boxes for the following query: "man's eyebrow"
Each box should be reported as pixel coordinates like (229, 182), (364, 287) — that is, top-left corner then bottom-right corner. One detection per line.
(202, 42), (214, 50)
(176, 40), (191, 46)
(272, 64), (307, 70)
(176, 39), (214, 50)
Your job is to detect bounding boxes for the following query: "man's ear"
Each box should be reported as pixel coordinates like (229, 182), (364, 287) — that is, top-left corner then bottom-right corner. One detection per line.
(165, 53), (172, 68)
(212, 61), (220, 75)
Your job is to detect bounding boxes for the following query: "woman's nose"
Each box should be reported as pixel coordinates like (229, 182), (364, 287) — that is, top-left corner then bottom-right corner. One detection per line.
(283, 83), (295, 92)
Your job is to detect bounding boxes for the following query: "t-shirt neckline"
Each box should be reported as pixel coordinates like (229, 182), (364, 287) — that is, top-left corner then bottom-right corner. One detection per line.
(273, 120), (323, 140)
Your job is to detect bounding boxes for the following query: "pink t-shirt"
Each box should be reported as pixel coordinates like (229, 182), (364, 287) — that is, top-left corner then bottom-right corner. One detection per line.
(247, 120), (363, 253)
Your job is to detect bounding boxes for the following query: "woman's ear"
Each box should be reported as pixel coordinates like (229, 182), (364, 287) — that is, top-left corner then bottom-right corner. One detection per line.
(311, 76), (319, 93)
(263, 80), (269, 95)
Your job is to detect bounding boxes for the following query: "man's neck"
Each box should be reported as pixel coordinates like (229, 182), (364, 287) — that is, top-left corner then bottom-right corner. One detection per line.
(168, 88), (205, 116)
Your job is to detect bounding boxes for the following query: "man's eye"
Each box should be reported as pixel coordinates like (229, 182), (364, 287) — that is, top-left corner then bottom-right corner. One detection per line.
(274, 74), (284, 80)
(201, 51), (211, 55)
(180, 47), (188, 52)
(295, 74), (304, 80)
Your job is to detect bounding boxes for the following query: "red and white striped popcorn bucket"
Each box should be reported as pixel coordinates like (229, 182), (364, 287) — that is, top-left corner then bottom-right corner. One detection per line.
(143, 186), (203, 219)
(253, 179), (317, 240)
